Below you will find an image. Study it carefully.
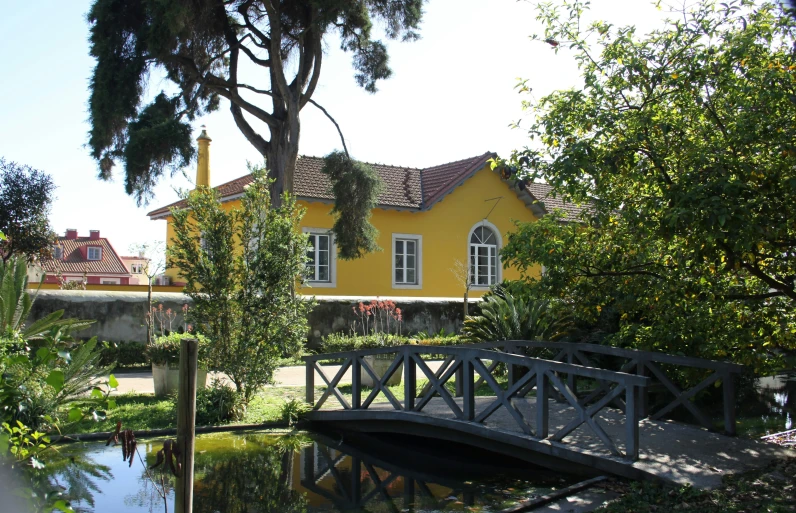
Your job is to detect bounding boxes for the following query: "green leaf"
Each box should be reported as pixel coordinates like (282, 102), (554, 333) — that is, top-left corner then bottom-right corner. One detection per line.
(90, 388), (104, 399)
(53, 500), (74, 513)
(107, 399), (117, 410)
(45, 370), (64, 392)
(35, 347), (50, 362)
(67, 408), (83, 423)
(108, 374), (119, 389)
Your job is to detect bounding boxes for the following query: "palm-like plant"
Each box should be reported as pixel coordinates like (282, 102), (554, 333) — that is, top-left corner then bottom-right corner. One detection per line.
(0, 257), (92, 340)
(462, 286), (574, 343)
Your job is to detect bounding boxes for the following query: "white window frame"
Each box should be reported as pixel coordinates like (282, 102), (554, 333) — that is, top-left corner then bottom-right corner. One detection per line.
(467, 220), (502, 289)
(392, 233), (422, 289)
(64, 276), (84, 283)
(302, 228), (336, 288)
(87, 247), (102, 261)
(131, 263), (143, 274)
(101, 278), (120, 285)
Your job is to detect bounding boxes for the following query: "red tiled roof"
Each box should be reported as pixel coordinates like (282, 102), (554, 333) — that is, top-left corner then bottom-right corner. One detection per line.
(524, 182), (589, 222)
(147, 152), (587, 220)
(421, 152), (496, 206)
(39, 237), (130, 275)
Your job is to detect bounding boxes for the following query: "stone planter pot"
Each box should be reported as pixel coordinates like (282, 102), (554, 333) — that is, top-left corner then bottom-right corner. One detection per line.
(361, 355), (403, 387)
(152, 363), (208, 397)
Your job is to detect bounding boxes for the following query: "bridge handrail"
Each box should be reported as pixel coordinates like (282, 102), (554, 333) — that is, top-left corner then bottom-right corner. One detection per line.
(305, 345), (649, 461)
(303, 346), (649, 386)
(466, 340), (745, 373)
(468, 340), (742, 436)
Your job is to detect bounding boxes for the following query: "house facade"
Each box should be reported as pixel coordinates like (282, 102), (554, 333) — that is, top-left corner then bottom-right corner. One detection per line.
(148, 130), (582, 298)
(33, 229), (134, 285)
(120, 254), (150, 285)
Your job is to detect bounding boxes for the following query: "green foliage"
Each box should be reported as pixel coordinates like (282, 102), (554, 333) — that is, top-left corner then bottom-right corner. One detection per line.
(280, 397), (310, 427)
(194, 379), (245, 426)
(145, 333), (210, 367)
(503, 0), (796, 371)
(321, 151), (383, 259)
(0, 159), (56, 262)
(0, 257), (93, 340)
(461, 286), (574, 343)
(99, 341), (149, 368)
(87, 0), (423, 204)
(169, 168), (313, 402)
(320, 332), (463, 354)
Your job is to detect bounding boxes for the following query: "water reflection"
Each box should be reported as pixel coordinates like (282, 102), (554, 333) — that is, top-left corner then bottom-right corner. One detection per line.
(42, 431), (574, 513)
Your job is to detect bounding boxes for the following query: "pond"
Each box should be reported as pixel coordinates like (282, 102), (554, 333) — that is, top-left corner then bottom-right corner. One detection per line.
(40, 430), (583, 513)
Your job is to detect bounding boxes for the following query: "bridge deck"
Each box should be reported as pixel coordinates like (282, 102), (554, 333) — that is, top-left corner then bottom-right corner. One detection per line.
(308, 396), (794, 489)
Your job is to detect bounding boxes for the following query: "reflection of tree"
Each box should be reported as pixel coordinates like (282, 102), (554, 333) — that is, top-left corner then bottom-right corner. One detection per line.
(34, 452), (111, 513)
(192, 437), (307, 513)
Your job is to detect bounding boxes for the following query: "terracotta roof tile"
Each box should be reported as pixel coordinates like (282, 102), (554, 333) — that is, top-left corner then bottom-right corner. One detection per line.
(146, 152), (588, 221)
(524, 182), (590, 221)
(421, 152), (496, 207)
(40, 237), (130, 275)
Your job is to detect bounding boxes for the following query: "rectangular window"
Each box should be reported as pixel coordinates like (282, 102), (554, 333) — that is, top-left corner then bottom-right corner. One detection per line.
(306, 233), (331, 282)
(470, 244), (497, 286)
(102, 279), (119, 285)
(52, 246), (63, 260)
(87, 247), (102, 260)
(392, 234), (422, 289)
(131, 263), (143, 274)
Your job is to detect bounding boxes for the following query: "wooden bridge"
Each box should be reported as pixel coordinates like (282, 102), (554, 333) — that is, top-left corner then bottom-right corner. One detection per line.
(304, 341), (794, 488)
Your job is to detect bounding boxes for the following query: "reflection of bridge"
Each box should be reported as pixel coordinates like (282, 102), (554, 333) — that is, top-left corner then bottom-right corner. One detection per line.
(300, 433), (487, 512)
(304, 341), (794, 488)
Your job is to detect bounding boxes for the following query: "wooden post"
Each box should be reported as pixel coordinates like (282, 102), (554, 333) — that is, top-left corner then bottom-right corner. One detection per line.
(352, 357), (362, 409)
(175, 337), (198, 513)
(536, 370), (549, 439)
(723, 371), (736, 436)
(306, 361), (315, 406)
(625, 384), (639, 461)
(404, 348), (415, 411)
(462, 357), (475, 421)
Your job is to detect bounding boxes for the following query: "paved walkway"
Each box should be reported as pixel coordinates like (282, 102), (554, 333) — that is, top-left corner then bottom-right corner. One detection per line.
(314, 396), (796, 489)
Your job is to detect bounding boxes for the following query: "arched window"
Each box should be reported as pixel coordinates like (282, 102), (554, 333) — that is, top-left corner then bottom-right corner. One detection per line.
(469, 223), (499, 286)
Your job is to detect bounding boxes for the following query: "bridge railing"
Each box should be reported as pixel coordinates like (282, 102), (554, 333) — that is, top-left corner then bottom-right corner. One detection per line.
(460, 341), (745, 436)
(304, 345), (650, 461)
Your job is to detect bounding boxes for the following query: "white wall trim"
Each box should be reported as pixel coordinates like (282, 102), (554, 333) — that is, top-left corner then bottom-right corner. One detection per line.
(391, 233), (423, 290)
(302, 227), (337, 288)
(467, 219), (503, 289)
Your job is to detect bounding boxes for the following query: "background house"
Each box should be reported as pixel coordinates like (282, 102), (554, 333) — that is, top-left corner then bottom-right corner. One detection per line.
(148, 129), (584, 298)
(32, 229), (133, 286)
(120, 253), (150, 285)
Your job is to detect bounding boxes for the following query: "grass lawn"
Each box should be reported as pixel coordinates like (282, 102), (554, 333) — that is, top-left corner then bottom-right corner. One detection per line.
(63, 386), (318, 434)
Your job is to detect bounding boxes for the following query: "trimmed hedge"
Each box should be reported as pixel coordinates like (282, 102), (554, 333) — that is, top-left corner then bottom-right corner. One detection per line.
(99, 341), (149, 368)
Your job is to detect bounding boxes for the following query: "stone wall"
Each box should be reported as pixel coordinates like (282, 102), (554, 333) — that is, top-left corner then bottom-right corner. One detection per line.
(28, 290), (472, 348)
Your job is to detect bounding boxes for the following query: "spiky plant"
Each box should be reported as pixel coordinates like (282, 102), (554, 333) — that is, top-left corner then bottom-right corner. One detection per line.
(462, 286), (573, 343)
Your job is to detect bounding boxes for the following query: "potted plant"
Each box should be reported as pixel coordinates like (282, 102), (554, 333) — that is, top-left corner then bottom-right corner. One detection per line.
(360, 334), (404, 388)
(147, 333), (211, 397)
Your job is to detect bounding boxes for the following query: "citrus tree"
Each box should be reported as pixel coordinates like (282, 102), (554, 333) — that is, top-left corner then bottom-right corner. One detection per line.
(501, 0), (796, 371)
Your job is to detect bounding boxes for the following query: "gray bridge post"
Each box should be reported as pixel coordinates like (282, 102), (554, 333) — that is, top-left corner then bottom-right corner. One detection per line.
(722, 370), (736, 436)
(536, 370), (549, 438)
(404, 347), (416, 411)
(462, 356), (475, 420)
(306, 362), (315, 406)
(352, 357), (362, 409)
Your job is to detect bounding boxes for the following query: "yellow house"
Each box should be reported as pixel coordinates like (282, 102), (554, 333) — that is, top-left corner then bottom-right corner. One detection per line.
(147, 129), (582, 298)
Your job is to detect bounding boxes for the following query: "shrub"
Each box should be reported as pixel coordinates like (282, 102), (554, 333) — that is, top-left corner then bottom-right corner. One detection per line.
(194, 379), (244, 425)
(145, 333), (211, 368)
(100, 341), (149, 368)
(319, 333), (464, 354)
(462, 286), (574, 343)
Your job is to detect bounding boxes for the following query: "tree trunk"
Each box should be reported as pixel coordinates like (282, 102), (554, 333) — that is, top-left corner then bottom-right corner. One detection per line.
(463, 290), (469, 318)
(147, 279), (153, 345)
(266, 108), (301, 208)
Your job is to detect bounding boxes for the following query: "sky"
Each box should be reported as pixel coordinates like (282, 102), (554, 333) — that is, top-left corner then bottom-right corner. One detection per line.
(0, 0), (666, 257)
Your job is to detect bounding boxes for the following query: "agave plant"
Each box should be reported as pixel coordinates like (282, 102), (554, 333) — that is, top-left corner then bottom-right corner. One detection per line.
(0, 256), (92, 341)
(462, 286), (573, 343)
